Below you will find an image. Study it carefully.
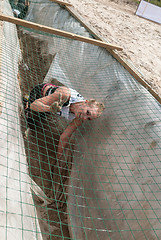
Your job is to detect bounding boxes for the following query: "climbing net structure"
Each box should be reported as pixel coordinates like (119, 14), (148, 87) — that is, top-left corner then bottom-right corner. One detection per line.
(0, 0), (161, 239)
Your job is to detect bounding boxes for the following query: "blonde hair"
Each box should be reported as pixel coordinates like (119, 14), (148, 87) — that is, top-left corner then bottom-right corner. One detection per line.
(87, 99), (105, 118)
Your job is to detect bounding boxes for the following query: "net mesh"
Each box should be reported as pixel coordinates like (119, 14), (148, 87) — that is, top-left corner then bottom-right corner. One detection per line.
(1, 0), (161, 239)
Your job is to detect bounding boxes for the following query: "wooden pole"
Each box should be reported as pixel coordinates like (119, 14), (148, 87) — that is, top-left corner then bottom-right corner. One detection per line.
(0, 14), (123, 51)
(49, 0), (72, 6)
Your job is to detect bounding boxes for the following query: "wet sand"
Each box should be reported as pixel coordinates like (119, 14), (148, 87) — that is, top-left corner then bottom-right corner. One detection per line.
(18, 28), (72, 239)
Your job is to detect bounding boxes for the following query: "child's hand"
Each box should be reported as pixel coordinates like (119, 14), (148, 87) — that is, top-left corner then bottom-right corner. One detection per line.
(50, 93), (68, 113)
(50, 101), (62, 113)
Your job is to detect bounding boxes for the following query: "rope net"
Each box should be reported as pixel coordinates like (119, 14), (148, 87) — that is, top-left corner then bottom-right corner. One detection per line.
(1, 0), (161, 239)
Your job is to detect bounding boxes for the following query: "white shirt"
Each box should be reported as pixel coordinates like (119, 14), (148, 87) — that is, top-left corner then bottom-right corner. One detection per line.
(57, 88), (85, 121)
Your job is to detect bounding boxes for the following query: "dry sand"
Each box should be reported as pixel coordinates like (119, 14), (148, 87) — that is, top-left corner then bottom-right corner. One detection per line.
(68, 0), (161, 97)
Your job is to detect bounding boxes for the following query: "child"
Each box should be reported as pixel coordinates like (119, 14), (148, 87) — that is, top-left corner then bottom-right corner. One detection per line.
(25, 83), (105, 158)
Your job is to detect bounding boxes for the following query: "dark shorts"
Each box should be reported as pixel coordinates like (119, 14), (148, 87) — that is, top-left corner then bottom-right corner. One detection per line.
(26, 83), (58, 127)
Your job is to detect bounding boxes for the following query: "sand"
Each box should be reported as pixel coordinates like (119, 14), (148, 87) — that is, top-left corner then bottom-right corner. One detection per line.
(68, 0), (161, 97)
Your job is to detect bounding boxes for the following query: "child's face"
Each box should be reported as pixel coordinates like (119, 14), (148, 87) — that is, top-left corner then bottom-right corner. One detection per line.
(75, 102), (98, 120)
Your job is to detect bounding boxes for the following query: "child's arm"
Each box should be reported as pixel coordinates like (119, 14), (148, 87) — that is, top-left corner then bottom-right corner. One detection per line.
(30, 87), (70, 112)
(30, 97), (51, 112)
(57, 118), (83, 159)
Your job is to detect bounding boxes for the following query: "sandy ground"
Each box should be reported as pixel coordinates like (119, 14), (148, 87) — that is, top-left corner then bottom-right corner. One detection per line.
(68, 0), (161, 97)
(18, 29), (73, 239)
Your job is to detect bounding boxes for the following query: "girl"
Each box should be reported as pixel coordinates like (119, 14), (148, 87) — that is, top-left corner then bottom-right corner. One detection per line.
(25, 82), (105, 158)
